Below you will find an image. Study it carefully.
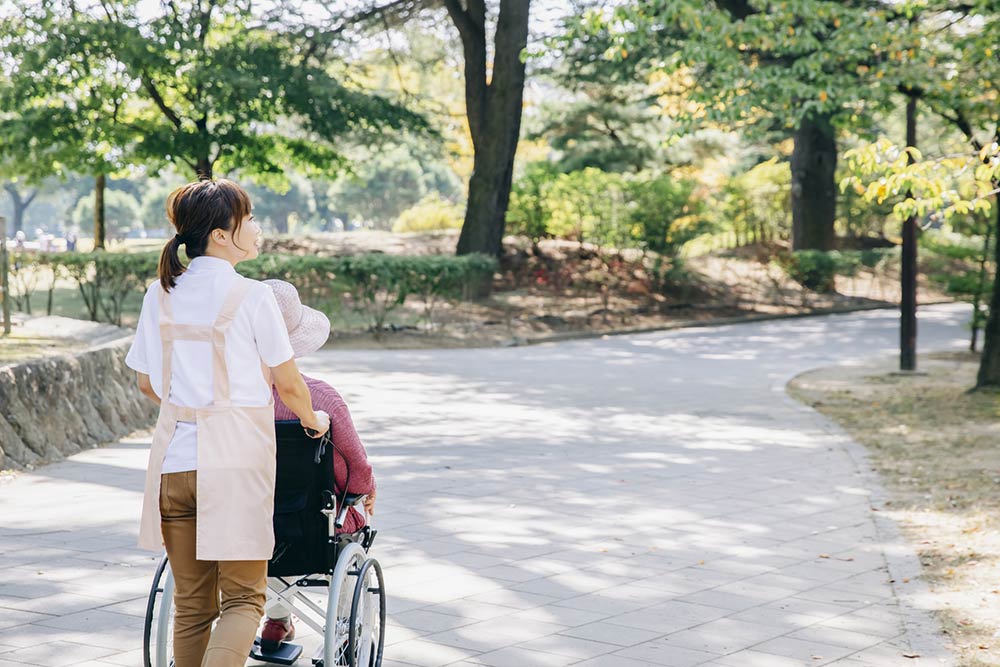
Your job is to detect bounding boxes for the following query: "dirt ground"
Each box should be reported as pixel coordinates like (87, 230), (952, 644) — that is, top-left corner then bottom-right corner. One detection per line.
(261, 231), (950, 348)
(789, 354), (1000, 667)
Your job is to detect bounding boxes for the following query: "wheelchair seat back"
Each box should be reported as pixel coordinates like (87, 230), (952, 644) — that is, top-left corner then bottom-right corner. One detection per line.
(268, 420), (338, 577)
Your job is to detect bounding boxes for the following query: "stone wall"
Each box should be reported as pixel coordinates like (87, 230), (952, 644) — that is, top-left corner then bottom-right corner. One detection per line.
(0, 335), (156, 469)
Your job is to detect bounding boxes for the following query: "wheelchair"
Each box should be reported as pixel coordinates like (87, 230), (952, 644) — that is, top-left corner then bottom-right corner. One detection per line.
(142, 420), (385, 667)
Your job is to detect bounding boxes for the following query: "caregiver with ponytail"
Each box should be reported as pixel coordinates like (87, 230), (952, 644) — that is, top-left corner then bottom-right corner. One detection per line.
(126, 178), (330, 667)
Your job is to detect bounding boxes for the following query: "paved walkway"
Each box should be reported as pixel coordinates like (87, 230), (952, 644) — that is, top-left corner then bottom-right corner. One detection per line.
(0, 305), (969, 666)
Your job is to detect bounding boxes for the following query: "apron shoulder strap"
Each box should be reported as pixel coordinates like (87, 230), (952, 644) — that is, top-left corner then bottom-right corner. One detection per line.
(209, 276), (257, 405)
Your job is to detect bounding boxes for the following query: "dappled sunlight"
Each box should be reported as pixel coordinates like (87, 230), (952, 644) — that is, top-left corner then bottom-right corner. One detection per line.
(0, 304), (974, 662)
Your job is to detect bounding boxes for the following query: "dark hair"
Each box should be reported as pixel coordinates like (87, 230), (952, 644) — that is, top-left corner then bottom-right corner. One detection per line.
(158, 178), (253, 291)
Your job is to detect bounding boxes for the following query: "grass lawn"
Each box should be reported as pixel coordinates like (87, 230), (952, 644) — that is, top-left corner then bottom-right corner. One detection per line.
(789, 353), (1000, 667)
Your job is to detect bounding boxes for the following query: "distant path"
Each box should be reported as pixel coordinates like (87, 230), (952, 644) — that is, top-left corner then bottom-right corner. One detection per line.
(0, 304), (968, 666)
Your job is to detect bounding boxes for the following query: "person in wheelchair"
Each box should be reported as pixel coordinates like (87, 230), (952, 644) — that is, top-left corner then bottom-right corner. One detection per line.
(127, 179), (332, 667)
(260, 279), (377, 652)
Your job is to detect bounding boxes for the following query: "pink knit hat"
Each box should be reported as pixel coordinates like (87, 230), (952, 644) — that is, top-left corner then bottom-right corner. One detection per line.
(263, 279), (331, 357)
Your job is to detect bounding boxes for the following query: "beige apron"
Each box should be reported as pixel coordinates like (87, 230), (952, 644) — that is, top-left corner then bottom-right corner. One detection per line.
(138, 277), (278, 561)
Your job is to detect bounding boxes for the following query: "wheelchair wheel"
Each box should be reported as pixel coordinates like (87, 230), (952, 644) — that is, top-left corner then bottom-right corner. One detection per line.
(142, 554), (175, 667)
(348, 558), (385, 667)
(322, 542), (367, 666)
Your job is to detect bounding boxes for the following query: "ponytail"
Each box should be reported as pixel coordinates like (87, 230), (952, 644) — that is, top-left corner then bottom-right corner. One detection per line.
(158, 178), (253, 292)
(158, 235), (185, 292)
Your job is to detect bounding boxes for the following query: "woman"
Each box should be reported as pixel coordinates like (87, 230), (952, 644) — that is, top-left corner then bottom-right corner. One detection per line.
(258, 279), (377, 650)
(127, 178), (330, 667)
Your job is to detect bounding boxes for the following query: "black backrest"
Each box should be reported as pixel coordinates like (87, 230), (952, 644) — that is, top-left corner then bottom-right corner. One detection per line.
(268, 420), (338, 577)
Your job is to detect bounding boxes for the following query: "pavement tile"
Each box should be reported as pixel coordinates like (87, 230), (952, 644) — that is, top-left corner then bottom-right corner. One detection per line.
(747, 635), (858, 664)
(0, 641), (118, 667)
(513, 634), (619, 659)
(613, 639), (722, 666)
(662, 617), (789, 655)
(556, 622), (663, 647)
(471, 646), (577, 667)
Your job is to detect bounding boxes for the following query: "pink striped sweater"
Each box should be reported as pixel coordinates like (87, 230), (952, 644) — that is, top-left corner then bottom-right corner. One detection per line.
(272, 375), (374, 534)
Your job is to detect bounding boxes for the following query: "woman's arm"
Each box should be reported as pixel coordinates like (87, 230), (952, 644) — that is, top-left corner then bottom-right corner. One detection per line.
(271, 359), (330, 437)
(136, 373), (160, 405)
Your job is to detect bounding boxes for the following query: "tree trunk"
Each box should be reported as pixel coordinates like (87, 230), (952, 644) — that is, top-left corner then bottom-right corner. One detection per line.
(790, 114), (837, 251)
(445, 0), (530, 259)
(195, 157), (213, 180)
(94, 173), (106, 250)
(900, 96), (918, 372)
(971, 222), (992, 353)
(975, 189), (1000, 388)
(2, 183), (38, 236)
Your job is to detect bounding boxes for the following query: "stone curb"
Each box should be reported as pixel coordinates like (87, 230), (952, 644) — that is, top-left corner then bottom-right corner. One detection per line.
(506, 299), (957, 347)
(782, 362), (956, 665)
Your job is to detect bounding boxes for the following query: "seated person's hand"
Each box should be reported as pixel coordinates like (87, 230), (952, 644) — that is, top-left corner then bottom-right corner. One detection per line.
(304, 410), (330, 438)
(364, 484), (376, 516)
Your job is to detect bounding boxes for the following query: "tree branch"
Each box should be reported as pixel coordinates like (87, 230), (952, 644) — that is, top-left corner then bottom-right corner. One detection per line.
(141, 72), (184, 130)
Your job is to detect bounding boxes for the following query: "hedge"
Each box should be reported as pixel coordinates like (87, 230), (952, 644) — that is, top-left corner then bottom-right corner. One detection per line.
(4, 251), (498, 333)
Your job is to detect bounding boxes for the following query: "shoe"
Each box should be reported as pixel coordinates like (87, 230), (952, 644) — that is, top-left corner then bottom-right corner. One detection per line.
(260, 616), (296, 652)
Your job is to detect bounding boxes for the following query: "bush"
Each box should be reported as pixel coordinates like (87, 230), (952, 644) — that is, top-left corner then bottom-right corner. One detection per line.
(55, 251), (158, 325)
(779, 250), (839, 292)
(392, 195), (464, 233)
(335, 253), (497, 335)
(12, 249), (497, 335)
(506, 163), (703, 255)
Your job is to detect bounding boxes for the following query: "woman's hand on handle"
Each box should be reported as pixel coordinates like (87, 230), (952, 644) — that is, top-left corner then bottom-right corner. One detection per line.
(271, 358), (329, 437)
(304, 410), (330, 438)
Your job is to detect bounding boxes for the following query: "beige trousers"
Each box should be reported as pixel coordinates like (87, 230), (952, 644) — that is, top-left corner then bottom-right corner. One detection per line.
(160, 471), (267, 667)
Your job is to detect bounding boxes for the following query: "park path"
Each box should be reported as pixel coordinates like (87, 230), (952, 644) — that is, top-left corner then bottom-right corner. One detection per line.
(0, 304), (969, 667)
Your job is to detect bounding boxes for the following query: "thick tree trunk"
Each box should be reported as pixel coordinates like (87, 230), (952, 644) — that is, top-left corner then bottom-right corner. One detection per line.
(900, 96), (918, 372)
(445, 0), (530, 259)
(458, 135), (520, 257)
(790, 114), (837, 251)
(975, 190), (1000, 388)
(94, 173), (106, 250)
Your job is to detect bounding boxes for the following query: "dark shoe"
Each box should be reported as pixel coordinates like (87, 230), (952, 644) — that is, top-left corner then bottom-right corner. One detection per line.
(260, 617), (296, 652)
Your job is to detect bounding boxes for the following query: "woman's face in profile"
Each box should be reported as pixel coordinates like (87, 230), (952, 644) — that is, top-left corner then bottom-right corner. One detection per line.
(234, 214), (262, 262)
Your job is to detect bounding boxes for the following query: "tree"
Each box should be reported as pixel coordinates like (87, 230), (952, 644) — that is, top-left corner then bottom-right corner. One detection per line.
(443, 0), (532, 257)
(16, 2), (426, 186)
(0, 3), (140, 249)
(1, 182), (38, 236)
(564, 1), (900, 250)
(841, 1), (1000, 386)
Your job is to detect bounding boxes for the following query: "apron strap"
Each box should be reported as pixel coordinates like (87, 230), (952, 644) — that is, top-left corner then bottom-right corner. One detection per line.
(157, 287), (174, 400)
(210, 277), (255, 406)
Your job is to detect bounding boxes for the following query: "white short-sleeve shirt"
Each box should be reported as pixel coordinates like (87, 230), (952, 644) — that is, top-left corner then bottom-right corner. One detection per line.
(126, 256), (294, 473)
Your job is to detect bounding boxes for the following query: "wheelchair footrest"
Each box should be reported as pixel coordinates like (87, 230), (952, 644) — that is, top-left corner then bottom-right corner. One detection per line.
(250, 637), (303, 665)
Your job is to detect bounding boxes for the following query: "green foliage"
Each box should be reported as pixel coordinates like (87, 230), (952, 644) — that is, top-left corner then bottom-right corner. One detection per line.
(506, 162), (560, 243)
(921, 230), (993, 343)
(8, 248), (497, 335)
(72, 189), (141, 239)
(777, 247), (900, 292)
(713, 158), (791, 245)
(39, 251), (158, 325)
(0, 2), (428, 184)
(393, 195), (464, 233)
(627, 175), (705, 255)
(334, 254), (497, 335)
(778, 250), (839, 292)
(330, 144), (461, 229)
(507, 164), (702, 255)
